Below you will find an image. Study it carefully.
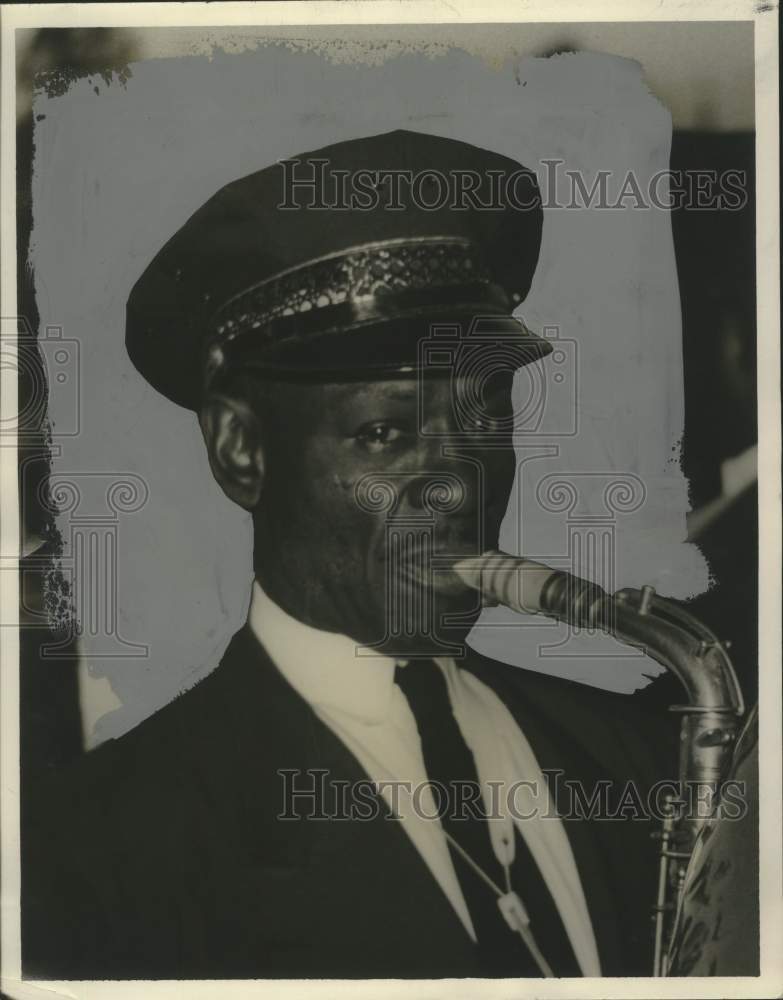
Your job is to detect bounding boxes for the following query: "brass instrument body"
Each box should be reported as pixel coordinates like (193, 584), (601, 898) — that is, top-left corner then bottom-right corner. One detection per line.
(454, 552), (745, 976)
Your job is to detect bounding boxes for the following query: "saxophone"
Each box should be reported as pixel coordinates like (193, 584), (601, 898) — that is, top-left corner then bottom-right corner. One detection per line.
(453, 550), (745, 977)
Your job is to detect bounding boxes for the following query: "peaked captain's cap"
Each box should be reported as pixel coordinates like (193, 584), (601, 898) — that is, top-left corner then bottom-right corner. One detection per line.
(126, 129), (551, 410)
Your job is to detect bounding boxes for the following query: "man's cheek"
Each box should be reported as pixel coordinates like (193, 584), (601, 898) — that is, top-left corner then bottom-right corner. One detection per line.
(305, 473), (378, 567)
(486, 447), (516, 501)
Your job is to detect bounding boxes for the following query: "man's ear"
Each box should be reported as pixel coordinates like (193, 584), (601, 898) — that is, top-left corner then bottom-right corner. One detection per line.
(198, 393), (265, 511)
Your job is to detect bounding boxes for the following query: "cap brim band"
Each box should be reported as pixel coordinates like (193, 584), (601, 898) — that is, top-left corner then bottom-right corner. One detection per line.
(212, 313), (552, 384)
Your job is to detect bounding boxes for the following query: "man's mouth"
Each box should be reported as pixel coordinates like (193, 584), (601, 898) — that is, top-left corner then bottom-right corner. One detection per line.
(399, 562), (471, 598)
(379, 542), (480, 597)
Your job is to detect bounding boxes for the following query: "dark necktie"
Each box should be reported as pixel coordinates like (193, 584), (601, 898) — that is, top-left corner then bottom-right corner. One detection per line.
(395, 659), (582, 977)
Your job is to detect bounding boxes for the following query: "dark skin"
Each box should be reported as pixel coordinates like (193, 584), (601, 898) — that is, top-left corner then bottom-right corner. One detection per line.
(199, 372), (517, 656)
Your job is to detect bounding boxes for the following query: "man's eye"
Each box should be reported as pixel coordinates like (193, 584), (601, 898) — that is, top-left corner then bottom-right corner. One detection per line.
(355, 423), (405, 452)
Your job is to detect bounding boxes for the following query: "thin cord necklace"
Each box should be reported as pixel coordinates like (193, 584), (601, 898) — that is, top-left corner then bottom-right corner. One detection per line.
(440, 825), (555, 977)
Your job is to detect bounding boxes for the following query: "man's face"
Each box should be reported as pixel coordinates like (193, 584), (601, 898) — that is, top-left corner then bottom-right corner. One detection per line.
(252, 371), (517, 654)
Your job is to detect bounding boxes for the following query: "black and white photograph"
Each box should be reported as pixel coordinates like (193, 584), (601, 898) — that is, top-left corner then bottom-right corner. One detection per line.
(1, 3), (780, 997)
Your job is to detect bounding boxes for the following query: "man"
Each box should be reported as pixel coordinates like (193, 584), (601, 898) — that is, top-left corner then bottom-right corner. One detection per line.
(23, 130), (672, 980)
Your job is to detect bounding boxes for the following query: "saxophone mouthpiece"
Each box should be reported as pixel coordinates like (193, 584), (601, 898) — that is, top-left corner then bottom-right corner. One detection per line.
(453, 550), (610, 628)
(452, 551), (560, 616)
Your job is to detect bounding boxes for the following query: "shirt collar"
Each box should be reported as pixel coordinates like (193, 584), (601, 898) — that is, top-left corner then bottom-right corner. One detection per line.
(247, 579), (398, 725)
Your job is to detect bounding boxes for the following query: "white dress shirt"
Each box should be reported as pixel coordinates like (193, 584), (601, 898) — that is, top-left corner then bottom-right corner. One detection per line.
(248, 581), (601, 976)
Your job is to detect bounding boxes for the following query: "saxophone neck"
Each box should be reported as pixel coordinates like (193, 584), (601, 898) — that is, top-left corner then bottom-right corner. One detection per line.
(453, 550), (744, 717)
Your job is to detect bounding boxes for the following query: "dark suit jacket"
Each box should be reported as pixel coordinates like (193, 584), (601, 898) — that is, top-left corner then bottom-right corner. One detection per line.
(23, 626), (675, 979)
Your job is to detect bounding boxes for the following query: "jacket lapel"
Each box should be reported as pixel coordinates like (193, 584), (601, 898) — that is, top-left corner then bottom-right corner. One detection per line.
(184, 626), (481, 976)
